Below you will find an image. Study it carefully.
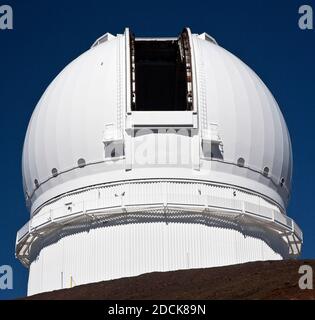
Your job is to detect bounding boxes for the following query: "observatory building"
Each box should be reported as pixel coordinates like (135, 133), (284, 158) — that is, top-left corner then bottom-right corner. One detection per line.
(16, 28), (302, 295)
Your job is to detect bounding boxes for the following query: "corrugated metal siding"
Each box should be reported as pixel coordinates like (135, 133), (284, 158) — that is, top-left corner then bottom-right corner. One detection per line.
(28, 220), (284, 295)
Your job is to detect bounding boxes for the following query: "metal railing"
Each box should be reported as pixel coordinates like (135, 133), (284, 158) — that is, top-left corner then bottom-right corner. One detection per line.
(16, 185), (303, 266)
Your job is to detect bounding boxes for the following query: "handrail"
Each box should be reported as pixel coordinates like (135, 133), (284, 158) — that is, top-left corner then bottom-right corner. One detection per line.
(16, 188), (303, 267)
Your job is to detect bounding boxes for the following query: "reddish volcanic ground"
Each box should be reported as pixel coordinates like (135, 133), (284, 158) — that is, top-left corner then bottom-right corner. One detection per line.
(24, 260), (315, 300)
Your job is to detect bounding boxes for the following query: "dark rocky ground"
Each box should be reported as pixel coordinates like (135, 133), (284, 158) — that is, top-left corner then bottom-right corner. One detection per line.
(24, 260), (315, 300)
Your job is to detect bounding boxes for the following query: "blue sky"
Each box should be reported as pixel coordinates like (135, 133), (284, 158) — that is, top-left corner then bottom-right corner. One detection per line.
(0, 0), (314, 299)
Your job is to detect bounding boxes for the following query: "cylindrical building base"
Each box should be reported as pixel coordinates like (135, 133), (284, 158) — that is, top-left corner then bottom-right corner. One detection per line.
(27, 212), (289, 295)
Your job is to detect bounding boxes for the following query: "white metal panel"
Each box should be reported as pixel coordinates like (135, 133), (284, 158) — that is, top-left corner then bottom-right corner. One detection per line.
(27, 220), (284, 296)
(127, 111), (195, 128)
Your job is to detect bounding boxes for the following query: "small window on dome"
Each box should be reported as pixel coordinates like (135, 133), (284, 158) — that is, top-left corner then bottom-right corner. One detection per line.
(237, 157), (245, 167)
(34, 179), (39, 188)
(263, 166), (269, 177)
(77, 158), (86, 168)
(280, 177), (285, 187)
(51, 168), (58, 177)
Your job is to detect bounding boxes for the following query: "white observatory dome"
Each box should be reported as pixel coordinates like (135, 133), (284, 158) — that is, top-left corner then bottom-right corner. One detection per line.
(16, 28), (302, 295)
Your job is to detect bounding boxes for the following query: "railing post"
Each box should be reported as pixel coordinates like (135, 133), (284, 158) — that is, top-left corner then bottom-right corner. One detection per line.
(242, 201), (245, 214)
(204, 194), (208, 209)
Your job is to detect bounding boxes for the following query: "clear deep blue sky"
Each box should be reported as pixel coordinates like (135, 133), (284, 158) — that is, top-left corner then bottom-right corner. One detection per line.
(0, 0), (314, 299)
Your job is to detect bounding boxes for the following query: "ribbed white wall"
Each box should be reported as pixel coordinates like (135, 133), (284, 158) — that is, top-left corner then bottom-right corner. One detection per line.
(31, 181), (282, 218)
(28, 219), (284, 295)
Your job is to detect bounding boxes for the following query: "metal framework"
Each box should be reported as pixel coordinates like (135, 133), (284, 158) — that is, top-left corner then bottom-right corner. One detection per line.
(16, 180), (302, 267)
(179, 28), (194, 111)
